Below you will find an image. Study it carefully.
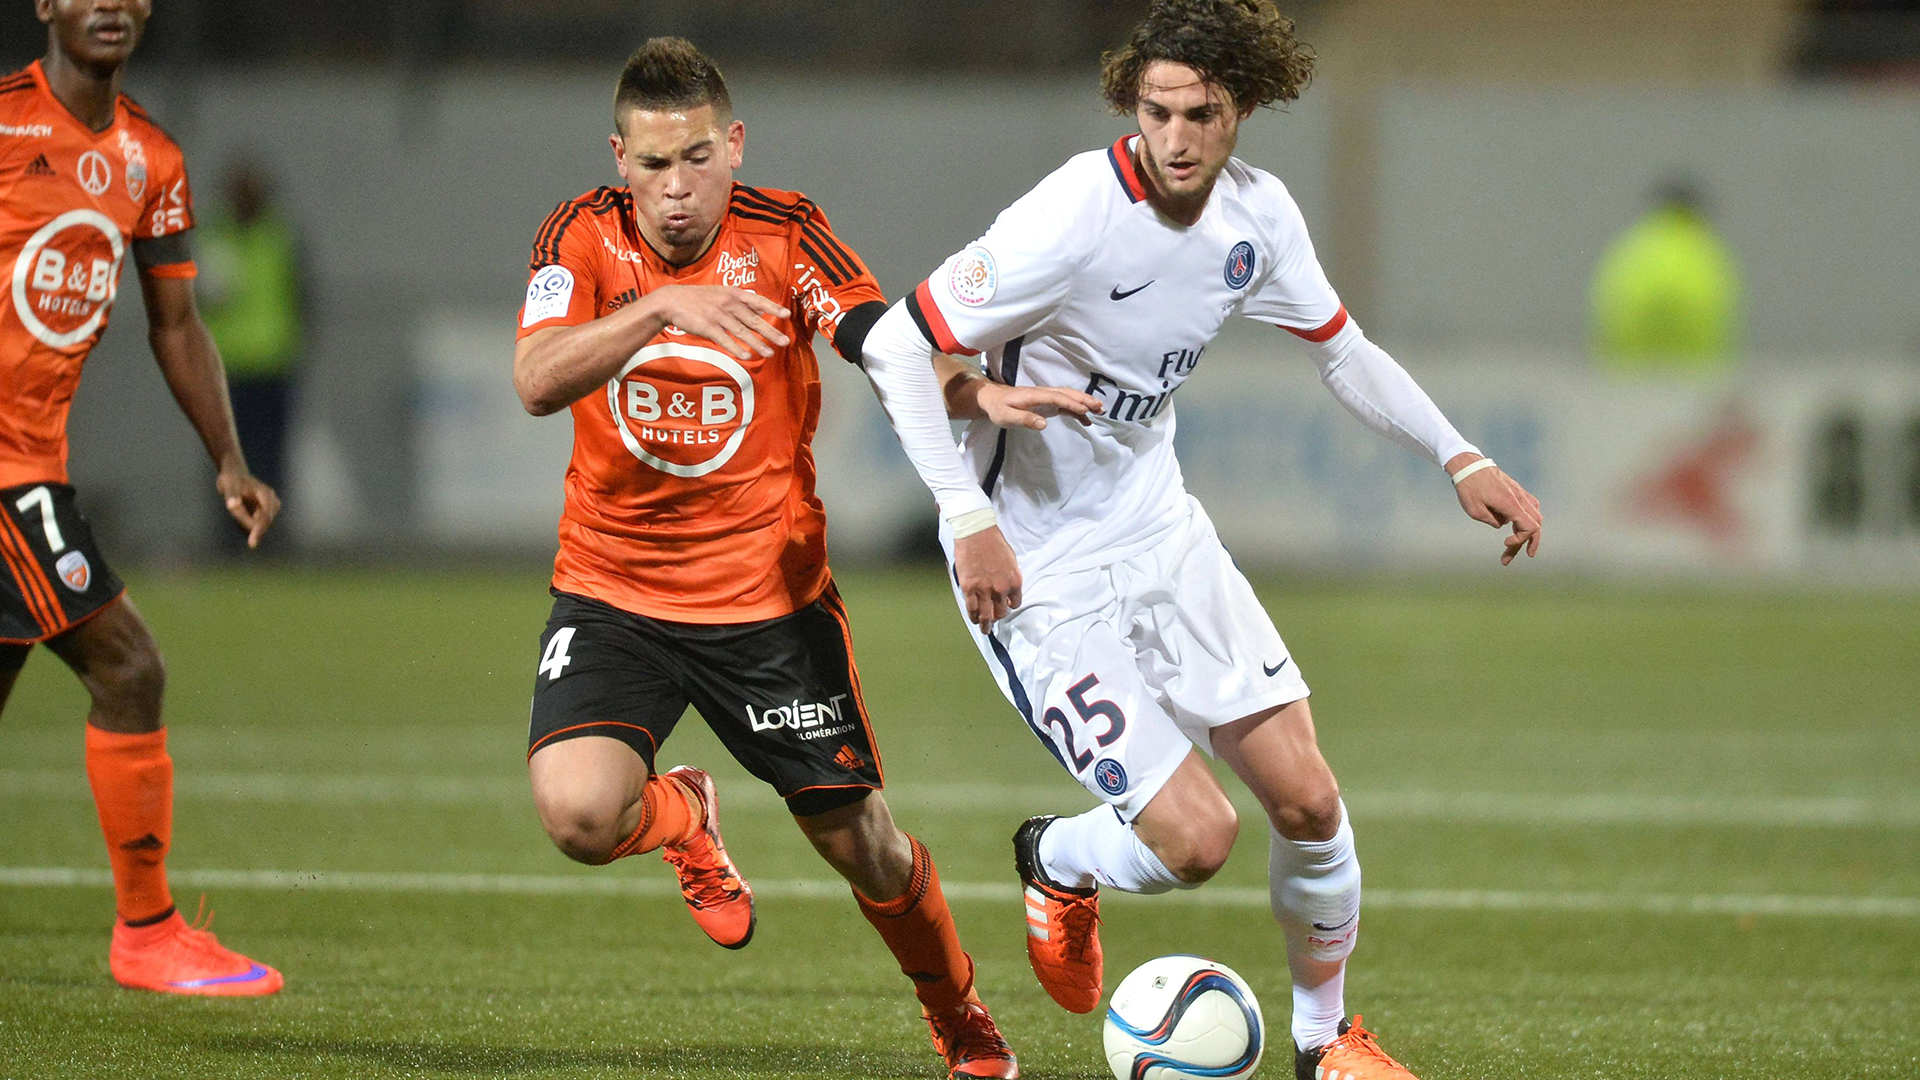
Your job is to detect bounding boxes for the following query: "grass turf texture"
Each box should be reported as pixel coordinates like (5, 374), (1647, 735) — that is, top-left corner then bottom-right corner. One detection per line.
(1, 567), (1915, 1079)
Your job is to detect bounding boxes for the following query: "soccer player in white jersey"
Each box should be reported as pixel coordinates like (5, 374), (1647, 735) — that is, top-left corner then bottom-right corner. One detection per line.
(851, 3), (1543, 1078)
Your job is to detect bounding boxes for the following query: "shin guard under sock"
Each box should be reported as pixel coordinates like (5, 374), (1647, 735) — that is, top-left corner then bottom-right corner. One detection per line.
(85, 725), (175, 924)
(854, 834), (974, 1013)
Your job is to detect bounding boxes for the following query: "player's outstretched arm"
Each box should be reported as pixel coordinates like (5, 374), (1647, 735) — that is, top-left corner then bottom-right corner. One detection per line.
(1447, 453), (1543, 565)
(1295, 317), (1544, 564)
(140, 271), (281, 548)
(931, 355), (1103, 429)
(514, 285), (790, 415)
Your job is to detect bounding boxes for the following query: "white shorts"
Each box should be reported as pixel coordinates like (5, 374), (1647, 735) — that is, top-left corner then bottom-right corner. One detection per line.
(947, 497), (1310, 820)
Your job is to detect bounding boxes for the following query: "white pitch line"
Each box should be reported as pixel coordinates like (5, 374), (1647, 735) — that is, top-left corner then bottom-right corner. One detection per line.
(2, 866), (1915, 919)
(3, 769), (1918, 829)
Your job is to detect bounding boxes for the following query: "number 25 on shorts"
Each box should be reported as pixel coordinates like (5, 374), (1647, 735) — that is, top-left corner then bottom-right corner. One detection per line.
(1041, 674), (1127, 773)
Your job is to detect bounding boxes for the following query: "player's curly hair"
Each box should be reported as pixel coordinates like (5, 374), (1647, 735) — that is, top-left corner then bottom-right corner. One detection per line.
(614, 37), (731, 130)
(1100, 0), (1314, 115)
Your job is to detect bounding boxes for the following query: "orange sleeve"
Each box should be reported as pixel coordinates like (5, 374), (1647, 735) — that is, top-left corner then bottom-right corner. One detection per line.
(139, 138), (195, 242)
(791, 202), (885, 358)
(517, 202), (602, 338)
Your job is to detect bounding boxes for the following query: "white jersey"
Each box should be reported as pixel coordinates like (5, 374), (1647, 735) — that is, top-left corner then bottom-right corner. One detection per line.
(907, 135), (1349, 575)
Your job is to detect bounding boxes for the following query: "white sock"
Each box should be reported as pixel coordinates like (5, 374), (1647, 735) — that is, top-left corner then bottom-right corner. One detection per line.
(1037, 806), (1189, 894)
(1269, 800), (1361, 1051)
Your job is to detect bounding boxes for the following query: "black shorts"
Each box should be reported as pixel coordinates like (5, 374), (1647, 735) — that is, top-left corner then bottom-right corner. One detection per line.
(528, 582), (883, 817)
(0, 482), (126, 668)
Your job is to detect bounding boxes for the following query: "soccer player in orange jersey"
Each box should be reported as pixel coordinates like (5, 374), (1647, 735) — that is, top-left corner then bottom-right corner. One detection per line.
(511, 39), (1026, 1079)
(0, 0), (282, 995)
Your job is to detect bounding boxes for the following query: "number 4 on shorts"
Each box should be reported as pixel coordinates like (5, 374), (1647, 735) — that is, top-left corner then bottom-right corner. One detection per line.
(539, 626), (577, 681)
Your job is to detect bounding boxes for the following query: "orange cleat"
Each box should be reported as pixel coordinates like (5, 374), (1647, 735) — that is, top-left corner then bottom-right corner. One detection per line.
(925, 991), (1020, 1079)
(110, 904), (283, 997)
(660, 765), (756, 949)
(1295, 1016), (1422, 1080)
(1012, 815), (1102, 1013)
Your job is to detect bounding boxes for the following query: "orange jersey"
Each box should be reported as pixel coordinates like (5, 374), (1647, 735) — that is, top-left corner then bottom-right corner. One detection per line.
(517, 183), (886, 624)
(0, 61), (196, 489)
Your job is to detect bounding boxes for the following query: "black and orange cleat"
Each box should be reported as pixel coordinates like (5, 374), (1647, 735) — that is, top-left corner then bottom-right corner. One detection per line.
(660, 765), (756, 949)
(1012, 815), (1102, 1013)
(925, 991), (1020, 1079)
(1295, 1016), (1422, 1080)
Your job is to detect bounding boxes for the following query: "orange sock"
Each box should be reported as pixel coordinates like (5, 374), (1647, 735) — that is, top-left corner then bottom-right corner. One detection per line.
(609, 772), (700, 860)
(855, 834), (975, 1013)
(84, 726), (174, 924)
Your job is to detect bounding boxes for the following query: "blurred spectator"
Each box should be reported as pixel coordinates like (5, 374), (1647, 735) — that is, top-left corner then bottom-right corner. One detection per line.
(1589, 178), (1742, 373)
(197, 159), (308, 554)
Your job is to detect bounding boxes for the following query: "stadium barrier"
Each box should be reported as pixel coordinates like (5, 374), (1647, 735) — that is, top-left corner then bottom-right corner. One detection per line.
(416, 314), (1920, 586)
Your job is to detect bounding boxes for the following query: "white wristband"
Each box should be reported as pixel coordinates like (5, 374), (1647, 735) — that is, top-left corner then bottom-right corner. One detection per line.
(947, 507), (999, 540)
(1449, 457), (1497, 486)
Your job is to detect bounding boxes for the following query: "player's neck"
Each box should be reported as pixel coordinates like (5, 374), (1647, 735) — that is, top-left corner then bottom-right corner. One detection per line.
(41, 49), (123, 133)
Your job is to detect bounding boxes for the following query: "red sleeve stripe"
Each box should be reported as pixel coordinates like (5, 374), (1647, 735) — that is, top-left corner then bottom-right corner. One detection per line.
(1107, 135), (1149, 204)
(909, 280), (978, 356)
(1281, 305), (1349, 343)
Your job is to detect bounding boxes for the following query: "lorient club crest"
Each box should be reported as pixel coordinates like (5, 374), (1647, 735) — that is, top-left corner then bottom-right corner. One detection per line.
(56, 551), (91, 592)
(1224, 240), (1256, 290)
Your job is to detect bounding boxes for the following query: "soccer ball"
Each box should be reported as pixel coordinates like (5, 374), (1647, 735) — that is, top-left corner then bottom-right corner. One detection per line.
(1102, 955), (1264, 1080)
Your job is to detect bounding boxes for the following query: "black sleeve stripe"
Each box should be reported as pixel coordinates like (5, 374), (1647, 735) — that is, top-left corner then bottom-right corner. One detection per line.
(730, 185), (804, 218)
(531, 189), (619, 269)
(797, 234), (850, 287)
(801, 221), (863, 281)
(798, 229), (855, 285)
(830, 300), (888, 368)
(132, 231), (193, 270)
(728, 206), (798, 229)
(903, 290), (940, 350)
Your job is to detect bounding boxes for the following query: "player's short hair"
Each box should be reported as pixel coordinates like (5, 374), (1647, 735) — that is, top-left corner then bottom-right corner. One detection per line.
(614, 37), (732, 132)
(1101, 0), (1315, 115)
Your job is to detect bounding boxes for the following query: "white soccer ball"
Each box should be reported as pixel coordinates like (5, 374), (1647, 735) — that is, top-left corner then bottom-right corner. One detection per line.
(1102, 955), (1264, 1080)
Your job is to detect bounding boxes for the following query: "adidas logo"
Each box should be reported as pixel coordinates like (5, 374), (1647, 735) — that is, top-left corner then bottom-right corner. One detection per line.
(119, 833), (164, 853)
(25, 153), (54, 177)
(834, 744), (866, 771)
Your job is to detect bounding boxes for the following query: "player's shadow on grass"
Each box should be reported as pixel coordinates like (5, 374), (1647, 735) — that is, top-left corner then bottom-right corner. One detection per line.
(204, 1032), (943, 1077)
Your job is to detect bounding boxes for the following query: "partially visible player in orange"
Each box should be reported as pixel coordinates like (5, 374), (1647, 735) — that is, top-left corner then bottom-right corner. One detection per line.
(512, 38), (1043, 1079)
(1, 0), (281, 995)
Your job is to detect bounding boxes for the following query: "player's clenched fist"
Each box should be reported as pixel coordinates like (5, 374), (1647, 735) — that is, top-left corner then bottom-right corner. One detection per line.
(653, 284), (791, 360)
(954, 526), (1023, 631)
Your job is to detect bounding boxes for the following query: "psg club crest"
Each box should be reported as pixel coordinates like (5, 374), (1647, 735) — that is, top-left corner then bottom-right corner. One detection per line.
(56, 551), (91, 592)
(1223, 241), (1256, 290)
(1094, 757), (1128, 796)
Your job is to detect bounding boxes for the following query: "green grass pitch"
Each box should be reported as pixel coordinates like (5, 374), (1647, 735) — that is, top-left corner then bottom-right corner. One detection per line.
(1, 566), (1916, 1078)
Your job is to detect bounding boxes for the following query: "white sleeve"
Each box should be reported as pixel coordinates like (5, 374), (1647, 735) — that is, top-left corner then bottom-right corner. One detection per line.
(908, 165), (1095, 356)
(1238, 171), (1346, 338)
(859, 300), (995, 524)
(1303, 319), (1479, 467)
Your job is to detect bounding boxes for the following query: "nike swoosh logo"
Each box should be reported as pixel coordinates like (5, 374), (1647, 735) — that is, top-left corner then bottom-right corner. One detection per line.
(1311, 915), (1357, 932)
(169, 963), (273, 989)
(1263, 659), (1289, 677)
(1109, 281), (1154, 301)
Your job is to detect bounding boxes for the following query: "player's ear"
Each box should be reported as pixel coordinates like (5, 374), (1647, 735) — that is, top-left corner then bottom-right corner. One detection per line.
(609, 133), (629, 181)
(726, 119), (745, 170)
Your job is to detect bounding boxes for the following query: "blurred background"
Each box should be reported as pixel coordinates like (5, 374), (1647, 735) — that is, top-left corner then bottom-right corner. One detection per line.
(4, 0), (1918, 586)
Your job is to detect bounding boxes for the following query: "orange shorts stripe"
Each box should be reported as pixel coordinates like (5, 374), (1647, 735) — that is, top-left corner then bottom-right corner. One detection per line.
(526, 720), (660, 760)
(0, 514), (61, 635)
(818, 582), (883, 787)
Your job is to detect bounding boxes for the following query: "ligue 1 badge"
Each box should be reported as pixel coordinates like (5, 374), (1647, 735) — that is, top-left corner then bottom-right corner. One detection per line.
(1224, 241), (1256, 290)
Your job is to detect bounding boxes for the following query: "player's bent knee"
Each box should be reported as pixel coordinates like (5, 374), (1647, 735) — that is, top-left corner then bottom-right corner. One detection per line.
(1270, 782), (1342, 842)
(93, 643), (165, 718)
(1162, 806), (1239, 884)
(532, 793), (624, 865)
